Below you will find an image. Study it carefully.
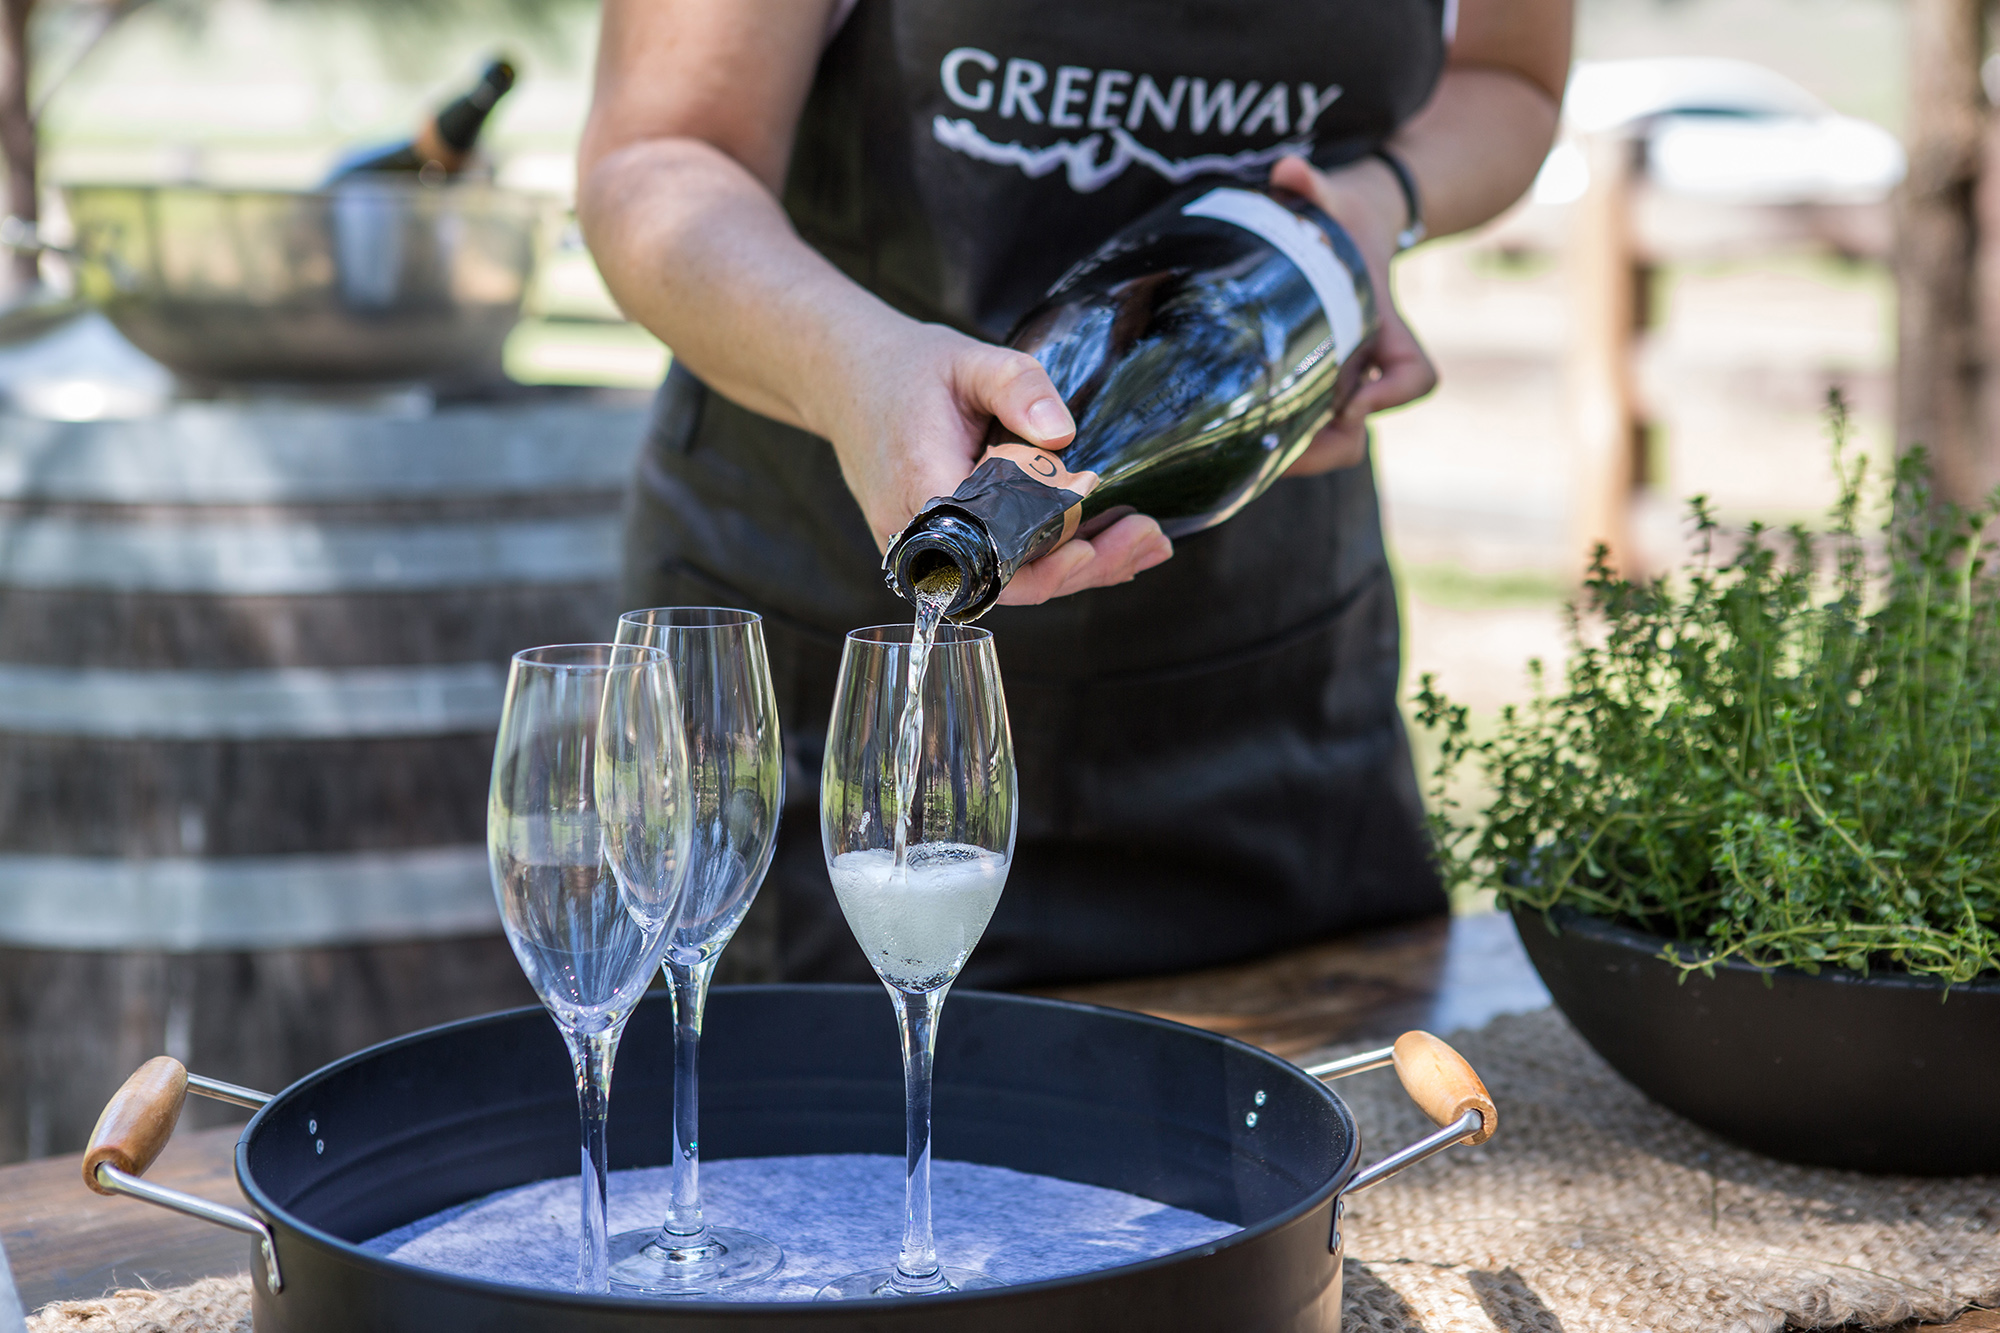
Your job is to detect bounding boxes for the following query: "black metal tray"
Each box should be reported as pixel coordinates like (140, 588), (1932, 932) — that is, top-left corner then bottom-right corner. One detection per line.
(243, 986), (1350, 1331)
(85, 985), (1495, 1331)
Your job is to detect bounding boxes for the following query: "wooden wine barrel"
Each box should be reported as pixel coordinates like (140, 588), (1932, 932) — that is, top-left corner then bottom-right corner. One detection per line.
(0, 391), (649, 1162)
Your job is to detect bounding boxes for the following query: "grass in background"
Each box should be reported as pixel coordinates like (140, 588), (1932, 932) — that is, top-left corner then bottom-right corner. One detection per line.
(1397, 561), (1569, 611)
(504, 320), (667, 389)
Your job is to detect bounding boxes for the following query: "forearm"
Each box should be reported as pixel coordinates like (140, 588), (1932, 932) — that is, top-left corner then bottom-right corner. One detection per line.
(572, 0), (1161, 600)
(576, 136), (905, 442)
(1388, 65), (1562, 239)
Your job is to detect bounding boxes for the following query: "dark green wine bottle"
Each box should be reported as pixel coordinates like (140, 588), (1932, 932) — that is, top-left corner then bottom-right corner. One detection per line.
(884, 182), (1379, 622)
(325, 58), (517, 183)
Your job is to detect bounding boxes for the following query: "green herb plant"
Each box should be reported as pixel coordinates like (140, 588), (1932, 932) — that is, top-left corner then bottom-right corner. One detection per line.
(1417, 397), (2000, 983)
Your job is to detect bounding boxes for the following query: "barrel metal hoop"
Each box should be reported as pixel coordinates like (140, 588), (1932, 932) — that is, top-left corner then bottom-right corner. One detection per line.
(0, 662), (507, 739)
(0, 405), (646, 504)
(0, 846), (498, 950)
(0, 515), (621, 594)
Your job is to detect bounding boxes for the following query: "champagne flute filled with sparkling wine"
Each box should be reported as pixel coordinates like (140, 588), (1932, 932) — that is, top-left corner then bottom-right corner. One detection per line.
(607, 608), (785, 1295)
(487, 644), (693, 1295)
(818, 621), (1016, 1300)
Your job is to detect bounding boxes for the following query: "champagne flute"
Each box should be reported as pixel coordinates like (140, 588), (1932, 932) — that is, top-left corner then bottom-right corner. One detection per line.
(608, 608), (785, 1295)
(488, 644), (692, 1294)
(817, 624), (1016, 1300)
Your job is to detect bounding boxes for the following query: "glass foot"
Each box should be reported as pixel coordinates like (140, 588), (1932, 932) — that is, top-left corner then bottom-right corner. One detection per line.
(607, 1226), (784, 1296)
(816, 1265), (1001, 1300)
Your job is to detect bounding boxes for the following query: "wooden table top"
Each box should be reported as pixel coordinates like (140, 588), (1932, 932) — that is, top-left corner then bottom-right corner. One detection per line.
(0, 912), (1987, 1330)
(3, 1121), (250, 1314)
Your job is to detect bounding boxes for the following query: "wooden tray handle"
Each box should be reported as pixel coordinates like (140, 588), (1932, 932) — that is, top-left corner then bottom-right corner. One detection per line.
(1392, 1031), (1497, 1146)
(83, 1055), (188, 1195)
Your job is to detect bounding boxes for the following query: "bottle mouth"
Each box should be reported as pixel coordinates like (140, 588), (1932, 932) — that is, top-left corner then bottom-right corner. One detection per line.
(884, 513), (1000, 621)
(904, 548), (961, 591)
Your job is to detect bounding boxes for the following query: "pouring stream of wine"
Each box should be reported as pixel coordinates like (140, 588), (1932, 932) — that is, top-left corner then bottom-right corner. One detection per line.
(892, 565), (961, 874)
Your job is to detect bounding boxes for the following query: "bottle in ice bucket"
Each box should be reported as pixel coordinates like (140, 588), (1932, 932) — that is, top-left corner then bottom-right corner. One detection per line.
(325, 57), (517, 183)
(883, 182), (1381, 622)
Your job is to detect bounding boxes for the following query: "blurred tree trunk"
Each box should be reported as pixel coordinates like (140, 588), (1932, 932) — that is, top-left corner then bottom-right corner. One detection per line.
(0, 0), (35, 290)
(1896, 0), (1987, 505)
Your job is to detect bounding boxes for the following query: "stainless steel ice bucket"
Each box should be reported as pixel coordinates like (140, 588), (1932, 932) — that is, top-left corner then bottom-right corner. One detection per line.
(62, 182), (546, 387)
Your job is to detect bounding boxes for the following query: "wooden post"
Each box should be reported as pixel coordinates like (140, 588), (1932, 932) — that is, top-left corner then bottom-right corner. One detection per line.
(0, 0), (35, 291)
(1897, 0), (1987, 506)
(1566, 130), (1647, 576)
(1976, 92), (2000, 503)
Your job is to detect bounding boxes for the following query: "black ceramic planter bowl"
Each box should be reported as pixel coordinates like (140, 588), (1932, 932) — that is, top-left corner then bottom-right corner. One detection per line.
(1511, 905), (2000, 1175)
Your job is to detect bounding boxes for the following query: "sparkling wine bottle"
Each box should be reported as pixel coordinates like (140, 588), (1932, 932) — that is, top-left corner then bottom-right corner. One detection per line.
(884, 183), (1379, 621)
(325, 58), (517, 183)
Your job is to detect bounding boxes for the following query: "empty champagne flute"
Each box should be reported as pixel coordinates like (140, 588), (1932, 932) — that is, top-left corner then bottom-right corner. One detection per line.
(608, 608), (785, 1295)
(817, 624), (1016, 1300)
(488, 644), (692, 1294)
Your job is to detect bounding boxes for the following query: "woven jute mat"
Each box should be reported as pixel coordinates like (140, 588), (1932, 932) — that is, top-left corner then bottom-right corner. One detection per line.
(1329, 1008), (1998, 1332)
(27, 1010), (1999, 1332)
(27, 1276), (249, 1333)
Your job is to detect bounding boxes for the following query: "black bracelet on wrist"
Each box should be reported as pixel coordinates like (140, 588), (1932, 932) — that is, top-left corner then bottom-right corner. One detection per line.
(1367, 146), (1426, 251)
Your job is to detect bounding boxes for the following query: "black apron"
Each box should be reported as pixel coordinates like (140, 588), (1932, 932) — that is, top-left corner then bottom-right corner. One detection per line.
(624, 0), (1449, 989)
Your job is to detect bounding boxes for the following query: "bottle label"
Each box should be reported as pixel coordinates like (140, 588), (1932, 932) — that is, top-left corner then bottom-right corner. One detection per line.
(956, 440), (1104, 544)
(980, 438), (1104, 544)
(984, 444), (1101, 496)
(1181, 188), (1365, 363)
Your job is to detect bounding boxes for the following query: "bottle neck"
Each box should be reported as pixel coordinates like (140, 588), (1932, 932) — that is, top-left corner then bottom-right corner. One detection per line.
(435, 83), (506, 153)
(883, 513), (1001, 622)
(420, 62), (516, 170)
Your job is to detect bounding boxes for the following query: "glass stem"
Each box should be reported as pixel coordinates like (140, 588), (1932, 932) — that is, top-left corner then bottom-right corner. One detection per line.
(890, 982), (949, 1291)
(564, 1025), (622, 1295)
(661, 952), (716, 1243)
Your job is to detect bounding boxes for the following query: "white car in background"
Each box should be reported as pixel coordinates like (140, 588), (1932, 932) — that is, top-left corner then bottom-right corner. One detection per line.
(1534, 57), (1906, 206)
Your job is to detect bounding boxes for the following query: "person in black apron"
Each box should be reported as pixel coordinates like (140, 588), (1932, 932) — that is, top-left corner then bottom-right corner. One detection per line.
(579, 0), (1570, 988)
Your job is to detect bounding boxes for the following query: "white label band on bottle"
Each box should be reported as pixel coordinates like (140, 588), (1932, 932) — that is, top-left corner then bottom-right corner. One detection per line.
(1181, 188), (1365, 362)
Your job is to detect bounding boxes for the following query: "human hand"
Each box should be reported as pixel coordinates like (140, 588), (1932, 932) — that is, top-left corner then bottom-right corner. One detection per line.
(1269, 154), (1439, 475)
(820, 317), (1172, 604)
